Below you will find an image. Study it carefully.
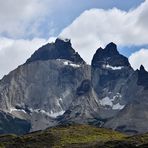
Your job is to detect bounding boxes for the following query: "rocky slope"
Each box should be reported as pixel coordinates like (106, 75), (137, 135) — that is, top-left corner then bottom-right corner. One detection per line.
(104, 65), (148, 134)
(58, 80), (102, 125)
(91, 43), (148, 134)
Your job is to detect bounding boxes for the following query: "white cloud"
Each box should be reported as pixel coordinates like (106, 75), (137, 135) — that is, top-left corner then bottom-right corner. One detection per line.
(0, 38), (45, 78)
(60, 0), (148, 64)
(0, 37), (56, 78)
(0, 0), (51, 38)
(129, 48), (148, 71)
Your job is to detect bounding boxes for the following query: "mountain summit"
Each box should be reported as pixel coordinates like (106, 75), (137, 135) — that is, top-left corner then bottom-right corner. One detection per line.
(26, 38), (85, 64)
(104, 42), (119, 55)
(91, 42), (130, 68)
(137, 65), (148, 89)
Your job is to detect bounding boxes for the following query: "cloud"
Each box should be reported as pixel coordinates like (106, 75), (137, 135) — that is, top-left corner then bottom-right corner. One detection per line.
(60, 0), (148, 64)
(0, 0), (52, 38)
(129, 48), (148, 71)
(0, 37), (56, 78)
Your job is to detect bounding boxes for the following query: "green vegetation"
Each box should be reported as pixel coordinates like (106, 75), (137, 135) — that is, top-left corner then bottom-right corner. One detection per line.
(0, 124), (147, 148)
(49, 125), (125, 147)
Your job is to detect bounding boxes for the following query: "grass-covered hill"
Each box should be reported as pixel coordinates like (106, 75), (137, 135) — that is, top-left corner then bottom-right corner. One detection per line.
(0, 125), (147, 148)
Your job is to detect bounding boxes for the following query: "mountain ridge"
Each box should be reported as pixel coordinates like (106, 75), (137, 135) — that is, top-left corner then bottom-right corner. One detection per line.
(0, 38), (148, 135)
(25, 38), (85, 65)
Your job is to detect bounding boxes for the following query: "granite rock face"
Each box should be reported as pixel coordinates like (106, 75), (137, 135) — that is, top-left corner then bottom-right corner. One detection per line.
(91, 43), (148, 134)
(104, 66), (148, 134)
(91, 43), (134, 119)
(0, 39), (148, 135)
(58, 80), (102, 125)
(0, 38), (90, 133)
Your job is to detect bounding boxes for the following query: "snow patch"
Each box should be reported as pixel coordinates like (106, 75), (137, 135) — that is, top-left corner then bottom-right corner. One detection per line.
(56, 59), (81, 68)
(100, 95), (125, 110)
(63, 61), (80, 68)
(59, 98), (63, 102)
(30, 108), (65, 118)
(113, 93), (122, 100)
(100, 97), (113, 106)
(58, 37), (70, 42)
(9, 105), (65, 118)
(49, 111), (65, 118)
(112, 103), (125, 110)
(9, 107), (26, 114)
(103, 64), (123, 70)
(69, 63), (81, 68)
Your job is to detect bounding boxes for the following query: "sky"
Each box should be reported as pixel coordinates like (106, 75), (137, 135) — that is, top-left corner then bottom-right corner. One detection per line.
(0, 0), (148, 78)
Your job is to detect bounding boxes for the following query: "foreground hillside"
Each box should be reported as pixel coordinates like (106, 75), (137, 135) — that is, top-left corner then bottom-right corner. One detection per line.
(0, 125), (148, 148)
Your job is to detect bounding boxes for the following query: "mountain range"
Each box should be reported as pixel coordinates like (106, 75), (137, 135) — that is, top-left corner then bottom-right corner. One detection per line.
(0, 38), (148, 135)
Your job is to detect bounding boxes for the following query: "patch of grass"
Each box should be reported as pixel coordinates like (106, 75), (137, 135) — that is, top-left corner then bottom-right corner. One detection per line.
(0, 124), (147, 148)
(49, 125), (125, 147)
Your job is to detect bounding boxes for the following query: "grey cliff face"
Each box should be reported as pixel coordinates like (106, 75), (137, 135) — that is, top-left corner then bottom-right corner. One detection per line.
(104, 66), (148, 134)
(58, 80), (102, 125)
(91, 43), (134, 119)
(0, 38), (90, 133)
(0, 39), (148, 135)
(91, 43), (148, 134)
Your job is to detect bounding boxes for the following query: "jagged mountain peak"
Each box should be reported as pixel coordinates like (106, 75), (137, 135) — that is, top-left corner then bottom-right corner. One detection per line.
(137, 65), (148, 89)
(140, 65), (145, 71)
(25, 38), (85, 64)
(138, 65), (147, 74)
(55, 37), (71, 44)
(55, 38), (72, 49)
(106, 42), (116, 47)
(104, 42), (119, 55)
(91, 42), (130, 68)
